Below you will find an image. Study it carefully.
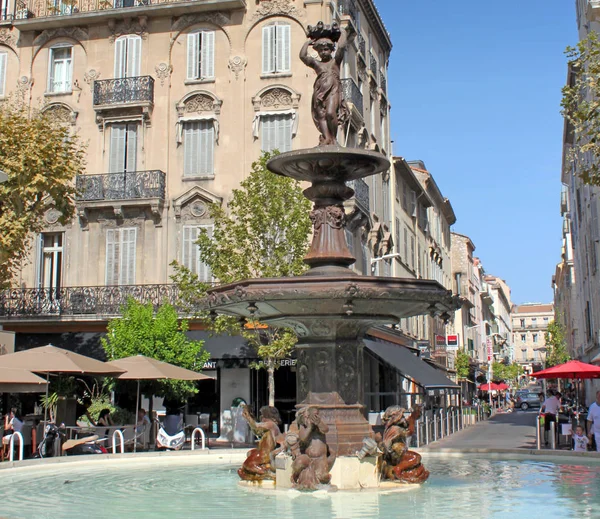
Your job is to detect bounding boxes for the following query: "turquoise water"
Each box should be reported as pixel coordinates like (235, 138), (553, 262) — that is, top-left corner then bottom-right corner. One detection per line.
(1, 455), (600, 519)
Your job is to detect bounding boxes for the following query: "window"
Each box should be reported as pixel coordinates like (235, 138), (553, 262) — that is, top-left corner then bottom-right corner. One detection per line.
(410, 235), (415, 270)
(183, 120), (215, 177)
(48, 46), (72, 93)
(380, 110), (387, 148)
(370, 98), (376, 136)
(182, 225), (213, 282)
(345, 229), (354, 255)
(109, 123), (138, 173)
(531, 317), (537, 323)
(382, 179), (390, 223)
(261, 113), (293, 153)
(403, 228), (408, 263)
(114, 35), (141, 79)
(262, 23), (290, 74)
(521, 334), (526, 342)
(38, 233), (63, 291)
(106, 228), (136, 286)
(187, 31), (215, 80)
(394, 217), (400, 257)
(543, 317), (549, 322)
(520, 319), (525, 327)
(532, 334), (538, 343)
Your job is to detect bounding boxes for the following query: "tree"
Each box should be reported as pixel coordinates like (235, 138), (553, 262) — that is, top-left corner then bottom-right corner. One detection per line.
(492, 361), (523, 385)
(101, 299), (210, 400)
(172, 152), (312, 406)
(544, 320), (571, 368)
(455, 350), (470, 381)
(0, 103), (86, 287)
(561, 32), (600, 185)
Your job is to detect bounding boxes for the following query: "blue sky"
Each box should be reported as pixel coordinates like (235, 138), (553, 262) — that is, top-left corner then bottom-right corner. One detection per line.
(375, 0), (578, 304)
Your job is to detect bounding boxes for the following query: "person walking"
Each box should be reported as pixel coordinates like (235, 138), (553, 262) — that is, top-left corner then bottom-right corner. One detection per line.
(541, 390), (560, 446)
(586, 390), (600, 452)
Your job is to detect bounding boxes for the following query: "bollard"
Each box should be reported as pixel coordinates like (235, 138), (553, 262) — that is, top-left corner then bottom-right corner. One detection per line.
(446, 410), (450, 435)
(9, 431), (24, 462)
(550, 421), (556, 450)
(425, 415), (430, 445)
(440, 411), (444, 439)
(433, 415), (437, 442)
(536, 415), (542, 450)
(415, 419), (420, 448)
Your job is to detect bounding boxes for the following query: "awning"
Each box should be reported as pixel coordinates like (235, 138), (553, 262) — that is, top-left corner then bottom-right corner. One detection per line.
(364, 339), (460, 391)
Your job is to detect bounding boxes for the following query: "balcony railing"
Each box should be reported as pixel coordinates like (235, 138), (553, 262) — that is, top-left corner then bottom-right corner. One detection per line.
(0, 284), (181, 319)
(357, 33), (366, 57)
(93, 76), (154, 106)
(380, 74), (387, 95)
(341, 78), (363, 114)
(369, 52), (378, 80)
(76, 170), (166, 202)
(349, 178), (370, 214)
(337, 0), (357, 25)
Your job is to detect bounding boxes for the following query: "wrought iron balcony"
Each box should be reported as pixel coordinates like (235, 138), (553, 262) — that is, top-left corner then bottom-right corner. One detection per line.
(380, 74), (387, 95)
(76, 170), (166, 202)
(357, 33), (366, 57)
(341, 78), (363, 114)
(349, 178), (370, 215)
(0, 284), (181, 319)
(337, 0), (357, 25)
(369, 52), (378, 80)
(93, 76), (154, 107)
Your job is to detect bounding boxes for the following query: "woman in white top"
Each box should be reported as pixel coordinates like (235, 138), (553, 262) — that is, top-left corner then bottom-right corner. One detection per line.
(2, 409), (23, 457)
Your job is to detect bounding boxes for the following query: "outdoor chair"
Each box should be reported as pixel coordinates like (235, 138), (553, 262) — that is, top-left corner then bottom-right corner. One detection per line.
(121, 423), (150, 452)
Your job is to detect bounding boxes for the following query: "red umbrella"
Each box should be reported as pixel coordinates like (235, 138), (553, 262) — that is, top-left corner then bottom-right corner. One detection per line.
(479, 382), (501, 391)
(531, 360), (600, 380)
(496, 382), (509, 390)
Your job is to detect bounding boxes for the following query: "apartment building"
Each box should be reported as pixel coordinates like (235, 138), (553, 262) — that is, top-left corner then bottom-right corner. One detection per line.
(511, 303), (554, 375)
(0, 0), (394, 419)
(484, 275), (513, 362)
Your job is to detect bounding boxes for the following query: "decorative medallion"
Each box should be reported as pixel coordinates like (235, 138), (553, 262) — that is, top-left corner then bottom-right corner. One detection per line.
(0, 28), (18, 52)
(155, 63), (172, 87)
(84, 69), (100, 92)
(261, 88), (293, 109)
(228, 56), (247, 80)
(190, 200), (207, 217)
(44, 208), (62, 225)
(181, 93), (222, 115)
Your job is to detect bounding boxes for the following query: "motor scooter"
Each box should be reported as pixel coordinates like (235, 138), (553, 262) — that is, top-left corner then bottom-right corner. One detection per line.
(155, 414), (185, 451)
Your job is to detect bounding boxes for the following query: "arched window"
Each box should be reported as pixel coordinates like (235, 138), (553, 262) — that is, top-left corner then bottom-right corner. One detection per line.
(48, 44), (72, 93)
(252, 86), (300, 153)
(114, 35), (141, 79)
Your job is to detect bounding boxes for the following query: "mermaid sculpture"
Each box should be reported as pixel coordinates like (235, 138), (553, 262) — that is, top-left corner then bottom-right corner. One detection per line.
(238, 405), (284, 482)
(379, 405), (430, 484)
(285, 406), (336, 490)
(300, 21), (354, 146)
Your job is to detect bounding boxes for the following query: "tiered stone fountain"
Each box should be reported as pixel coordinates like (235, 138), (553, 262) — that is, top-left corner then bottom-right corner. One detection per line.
(204, 22), (456, 490)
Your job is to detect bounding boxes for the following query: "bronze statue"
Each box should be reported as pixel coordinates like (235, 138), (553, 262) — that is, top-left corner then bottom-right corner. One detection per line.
(285, 406), (335, 490)
(300, 21), (354, 146)
(238, 405), (284, 482)
(379, 405), (429, 484)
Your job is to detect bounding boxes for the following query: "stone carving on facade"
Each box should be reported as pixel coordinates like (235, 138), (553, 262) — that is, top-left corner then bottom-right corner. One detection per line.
(173, 186), (222, 221)
(177, 93), (222, 117)
(0, 28), (18, 53)
(42, 103), (78, 125)
(171, 12), (230, 35)
(252, 86), (300, 112)
(155, 63), (172, 87)
(15, 76), (32, 104)
(98, 208), (145, 228)
(33, 27), (88, 55)
(108, 17), (148, 44)
(228, 56), (247, 80)
(252, 0), (304, 22)
(83, 69), (100, 92)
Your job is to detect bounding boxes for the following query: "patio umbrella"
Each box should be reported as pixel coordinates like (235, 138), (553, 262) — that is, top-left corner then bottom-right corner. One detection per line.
(0, 345), (125, 423)
(496, 382), (509, 391)
(0, 367), (48, 394)
(105, 355), (214, 452)
(479, 382), (501, 391)
(530, 360), (600, 380)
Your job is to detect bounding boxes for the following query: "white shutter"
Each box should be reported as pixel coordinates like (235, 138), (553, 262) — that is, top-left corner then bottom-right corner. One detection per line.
(65, 48), (72, 91)
(199, 122), (214, 175)
(197, 225), (213, 282)
(106, 229), (117, 286)
(262, 25), (275, 74)
(280, 114), (292, 152)
(48, 49), (55, 92)
(592, 198), (599, 241)
(120, 228), (136, 285)
(261, 116), (274, 152)
(187, 32), (199, 80)
(109, 124), (126, 173)
(114, 37), (126, 79)
(276, 24), (291, 72)
(0, 52), (6, 97)
(182, 226), (200, 272)
(183, 122), (199, 177)
(127, 36), (141, 77)
(125, 123), (137, 172)
(201, 31), (215, 78)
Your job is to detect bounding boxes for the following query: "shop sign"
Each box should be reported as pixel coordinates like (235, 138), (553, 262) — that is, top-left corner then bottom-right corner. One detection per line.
(446, 334), (459, 351)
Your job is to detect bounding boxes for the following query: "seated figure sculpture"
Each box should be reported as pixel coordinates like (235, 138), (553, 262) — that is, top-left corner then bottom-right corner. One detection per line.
(285, 406), (336, 490)
(238, 405), (284, 482)
(379, 405), (429, 484)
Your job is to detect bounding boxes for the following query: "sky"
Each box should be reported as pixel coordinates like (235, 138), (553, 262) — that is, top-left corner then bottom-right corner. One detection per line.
(374, 0), (578, 305)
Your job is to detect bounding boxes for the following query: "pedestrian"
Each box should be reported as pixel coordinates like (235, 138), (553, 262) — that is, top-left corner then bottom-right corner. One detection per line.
(572, 425), (590, 452)
(586, 390), (600, 452)
(540, 390), (560, 446)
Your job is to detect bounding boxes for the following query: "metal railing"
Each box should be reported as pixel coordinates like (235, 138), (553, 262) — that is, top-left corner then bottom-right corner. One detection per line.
(0, 284), (181, 318)
(413, 406), (487, 448)
(380, 74), (387, 95)
(93, 76), (154, 106)
(349, 178), (369, 214)
(357, 33), (366, 57)
(369, 52), (378, 80)
(337, 0), (357, 25)
(76, 170), (166, 202)
(341, 77), (363, 114)
(190, 427), (206, 450)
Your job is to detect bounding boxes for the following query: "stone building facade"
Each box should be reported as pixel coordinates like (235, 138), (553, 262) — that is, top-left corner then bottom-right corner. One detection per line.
(511, 303), (554, 375)
(484, 275), (513, 362)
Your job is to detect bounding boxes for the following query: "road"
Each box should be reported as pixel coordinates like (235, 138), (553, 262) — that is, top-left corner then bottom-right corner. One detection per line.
(423, 409), (538, 450)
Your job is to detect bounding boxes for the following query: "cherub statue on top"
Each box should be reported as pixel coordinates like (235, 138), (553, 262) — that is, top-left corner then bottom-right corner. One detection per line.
(300, 21), (355, 146)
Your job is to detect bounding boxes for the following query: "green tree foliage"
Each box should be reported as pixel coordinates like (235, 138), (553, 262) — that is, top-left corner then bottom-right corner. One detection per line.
(544, 320), (571, 368)
(492, 361), (523, 384)
(101, 299), (209, 400)
(172, 152), (312, 406)
(0, 103), (86, 287)
(561, 32), (600, 185)
(455, 350), (470, 381)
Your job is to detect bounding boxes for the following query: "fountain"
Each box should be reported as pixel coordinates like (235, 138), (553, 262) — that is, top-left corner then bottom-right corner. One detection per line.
(204, 21), (456, 490)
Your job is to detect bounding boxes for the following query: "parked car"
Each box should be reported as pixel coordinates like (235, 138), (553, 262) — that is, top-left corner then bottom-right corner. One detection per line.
(515, 392), (541, 410)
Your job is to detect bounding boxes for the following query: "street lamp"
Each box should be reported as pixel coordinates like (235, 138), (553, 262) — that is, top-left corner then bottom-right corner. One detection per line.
(535, 347), (548, 394)
(370, 252), (401, 275)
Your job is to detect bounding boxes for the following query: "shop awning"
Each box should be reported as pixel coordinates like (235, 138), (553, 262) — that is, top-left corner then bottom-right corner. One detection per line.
(364, 339), (460, 392)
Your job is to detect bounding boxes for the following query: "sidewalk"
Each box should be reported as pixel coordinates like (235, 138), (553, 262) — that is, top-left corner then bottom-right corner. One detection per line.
(423, 410), (538, 450)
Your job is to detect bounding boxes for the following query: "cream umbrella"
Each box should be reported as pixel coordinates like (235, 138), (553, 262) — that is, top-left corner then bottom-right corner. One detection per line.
(0, 367), (48, 394)
(105, 355), (214, 452)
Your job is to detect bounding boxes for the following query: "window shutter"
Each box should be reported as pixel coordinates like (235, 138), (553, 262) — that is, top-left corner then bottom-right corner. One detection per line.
(199, 122), (214, 175)
(281, 114), (292, 152)
(592, 198), (599, 242)
(261, 116), (274, 152)
(276, 24), (291, 72)
(48, 49), (56, 92)
(262, 25), (275, 74)
(183, 123), (198, 177)
(182, 226), (199, 272)
(106, 229), (117, 285)
(120, 228), (136, 285)
(187, 32), (199, 80)
(110, 124), (126, 173)
(197, 225), (213, 282)
(65, 48), (72, 91)
(201, 31), (215, 78)
(127, 36), (141, 77)
(0, 52), (6, 97)
(125, 123), (137, 173)
(114, 37), (126, 78)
